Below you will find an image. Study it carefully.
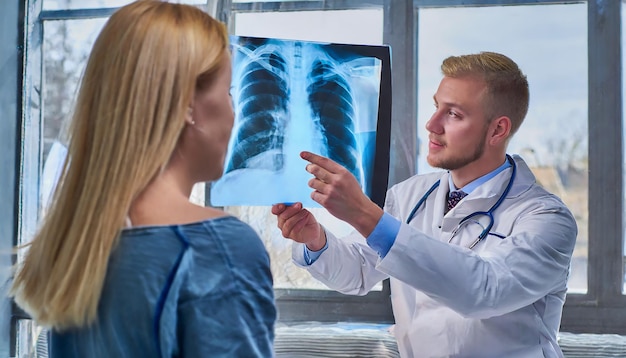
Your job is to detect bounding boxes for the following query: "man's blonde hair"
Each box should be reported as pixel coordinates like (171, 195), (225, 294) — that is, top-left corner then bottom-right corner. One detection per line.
(441, 51), (529, 135)
(11, 0), (229, 330)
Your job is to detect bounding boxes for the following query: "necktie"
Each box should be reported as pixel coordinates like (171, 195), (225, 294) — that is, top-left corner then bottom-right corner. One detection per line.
(447, 190), (467, 211)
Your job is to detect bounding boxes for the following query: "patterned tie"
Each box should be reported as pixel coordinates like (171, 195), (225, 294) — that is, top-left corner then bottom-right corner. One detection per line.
(447, 190), (468, 211)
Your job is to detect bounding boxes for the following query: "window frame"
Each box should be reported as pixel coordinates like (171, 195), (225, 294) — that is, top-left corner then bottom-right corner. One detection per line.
(1, 1), (28, 356)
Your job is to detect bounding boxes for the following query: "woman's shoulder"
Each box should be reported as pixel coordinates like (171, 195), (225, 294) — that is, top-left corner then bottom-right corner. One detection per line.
(186, 214), (264, 252)
(175, 211), (272, 302)
(166, 207), (263, 253)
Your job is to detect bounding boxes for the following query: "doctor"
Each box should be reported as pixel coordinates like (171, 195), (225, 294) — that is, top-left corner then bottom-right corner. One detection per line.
(272, 51), (577, 357)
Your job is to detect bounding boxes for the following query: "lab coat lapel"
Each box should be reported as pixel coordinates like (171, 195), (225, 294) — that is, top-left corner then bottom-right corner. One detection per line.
(440, 162), (514, 241)
(433, 172), (453, 235)
(423, 155), (536, 245)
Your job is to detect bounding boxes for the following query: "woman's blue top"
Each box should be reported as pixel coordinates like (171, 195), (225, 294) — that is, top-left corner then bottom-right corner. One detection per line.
(50, 216), (276, 357)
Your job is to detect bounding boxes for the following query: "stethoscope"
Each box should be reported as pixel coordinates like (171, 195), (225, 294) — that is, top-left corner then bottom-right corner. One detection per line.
(406, 154), (517, 249)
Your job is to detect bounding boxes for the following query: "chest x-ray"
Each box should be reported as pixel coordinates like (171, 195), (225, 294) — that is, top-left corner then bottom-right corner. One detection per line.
(210, 36), (391, 208)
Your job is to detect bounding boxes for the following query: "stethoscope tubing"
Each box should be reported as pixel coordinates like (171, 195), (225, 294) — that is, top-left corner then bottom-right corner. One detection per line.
(405, 155), (517, 248)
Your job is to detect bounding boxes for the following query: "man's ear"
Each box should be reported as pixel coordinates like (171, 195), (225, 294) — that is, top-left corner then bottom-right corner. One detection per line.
(488, 115), (511, 145)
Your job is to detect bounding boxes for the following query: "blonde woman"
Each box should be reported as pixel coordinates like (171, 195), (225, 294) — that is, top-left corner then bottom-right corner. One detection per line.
(11, 1), (276, 357)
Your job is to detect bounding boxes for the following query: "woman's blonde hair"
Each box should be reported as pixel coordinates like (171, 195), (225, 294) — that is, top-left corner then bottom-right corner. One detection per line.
(10, 0), (229, 330)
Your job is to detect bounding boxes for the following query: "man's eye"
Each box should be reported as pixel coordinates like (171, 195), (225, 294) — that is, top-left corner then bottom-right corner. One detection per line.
(448, 110), (460, 118)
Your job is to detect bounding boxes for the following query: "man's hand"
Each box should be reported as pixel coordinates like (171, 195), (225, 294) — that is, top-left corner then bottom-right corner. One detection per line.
(301, 151), (383, 237)
(271, 202), (326, 251)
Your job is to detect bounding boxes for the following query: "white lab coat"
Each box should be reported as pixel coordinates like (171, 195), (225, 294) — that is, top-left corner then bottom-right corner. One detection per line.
(292, 155), (577, 358)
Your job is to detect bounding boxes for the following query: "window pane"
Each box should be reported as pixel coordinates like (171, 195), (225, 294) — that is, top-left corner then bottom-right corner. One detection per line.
(44, 0), (207, 10)
(234, 10), (383, 45)
(230, 9), (383, 289)
(41, 19), (106, 209)
(417, 4), (588, 293)
(43, 19), (105, 157)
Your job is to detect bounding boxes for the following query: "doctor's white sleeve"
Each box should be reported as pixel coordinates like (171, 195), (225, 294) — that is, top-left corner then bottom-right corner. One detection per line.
(375, 194), (577, 319)
(292, 227), (390, 296)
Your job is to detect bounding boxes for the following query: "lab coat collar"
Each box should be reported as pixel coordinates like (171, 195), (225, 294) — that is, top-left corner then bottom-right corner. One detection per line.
(438, 154), (536, 219)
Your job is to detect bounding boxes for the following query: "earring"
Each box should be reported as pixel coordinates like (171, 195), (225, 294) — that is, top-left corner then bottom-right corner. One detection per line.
(190, 120), (196, 125)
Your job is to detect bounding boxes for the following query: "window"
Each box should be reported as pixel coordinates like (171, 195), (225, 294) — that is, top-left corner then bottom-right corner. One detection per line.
(412, 0), (622, 335)
(559, 0), (623, 335)
(229, 9), (384, 291)
(416, 3), (588, 293)
(228, 3), (394, 322)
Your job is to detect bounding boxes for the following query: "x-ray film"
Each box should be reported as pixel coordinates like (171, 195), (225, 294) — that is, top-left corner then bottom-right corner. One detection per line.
(210, 36), (391, 208)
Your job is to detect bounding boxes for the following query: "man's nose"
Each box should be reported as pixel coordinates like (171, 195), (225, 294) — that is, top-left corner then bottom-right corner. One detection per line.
(425, 111), (443, 134)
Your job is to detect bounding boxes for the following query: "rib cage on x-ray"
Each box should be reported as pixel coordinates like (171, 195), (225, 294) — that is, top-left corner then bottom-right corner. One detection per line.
(225, 49), (290, 173)
(307, 59), (361, 183)
(224, 39), (363, 185)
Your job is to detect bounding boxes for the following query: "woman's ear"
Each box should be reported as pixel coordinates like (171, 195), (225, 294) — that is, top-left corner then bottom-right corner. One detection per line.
(488, 115), (511, 145)
(184, 106), (195, 125)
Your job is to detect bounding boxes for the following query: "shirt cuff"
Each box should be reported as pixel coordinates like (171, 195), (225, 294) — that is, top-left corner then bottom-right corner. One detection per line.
(303, 238), (329, 265)
(366, 212), (401, 258)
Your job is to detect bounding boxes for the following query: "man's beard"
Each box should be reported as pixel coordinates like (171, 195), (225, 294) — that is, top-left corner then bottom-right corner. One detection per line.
(428, 134), (487, 171)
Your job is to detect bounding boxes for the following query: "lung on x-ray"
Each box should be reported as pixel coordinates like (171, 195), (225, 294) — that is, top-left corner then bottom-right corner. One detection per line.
(210, 36), (391, 208)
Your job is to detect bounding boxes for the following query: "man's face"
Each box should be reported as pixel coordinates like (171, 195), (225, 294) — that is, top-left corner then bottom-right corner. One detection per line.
(425, 75), (491, 171)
